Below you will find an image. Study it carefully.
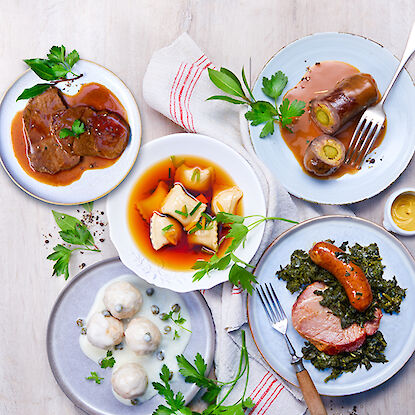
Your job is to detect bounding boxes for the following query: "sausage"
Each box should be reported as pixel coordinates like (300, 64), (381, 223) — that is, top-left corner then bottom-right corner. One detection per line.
(303, 134), (345, 176)
(309, 73), (379, 135)
(309, 242), (373, 312)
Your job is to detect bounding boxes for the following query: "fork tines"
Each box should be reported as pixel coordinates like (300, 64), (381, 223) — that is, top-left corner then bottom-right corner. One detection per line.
(256, 283), (287, 324)
(344, 117), (384, 168)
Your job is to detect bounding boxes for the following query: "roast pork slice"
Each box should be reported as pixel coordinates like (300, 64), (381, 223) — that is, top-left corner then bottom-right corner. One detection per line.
(22, 87), (80, 174)
(292, 282), (381, 355)
(52, 106), (129, 159)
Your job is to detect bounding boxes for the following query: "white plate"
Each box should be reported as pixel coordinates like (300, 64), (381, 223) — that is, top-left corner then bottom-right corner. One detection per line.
(47, 258), (215, 415)
(249, 32), (415, 204)
(0, 60), (141, 205)
(248, 216), (415, 396)
(107, 133), (266, 292)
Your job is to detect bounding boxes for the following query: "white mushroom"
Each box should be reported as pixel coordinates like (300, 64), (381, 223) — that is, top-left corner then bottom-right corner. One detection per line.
(188, 220), (218, 251)
(103, 281), (143, 319)
(149, 212), (182, 251)
(174, 164), (215, 192)
(212, 186), (243, 215)
(111, 362), (148, 399)
(160, 183), (206, 228)
(125, 317), (161, 355)
(86, 312), (124, 349)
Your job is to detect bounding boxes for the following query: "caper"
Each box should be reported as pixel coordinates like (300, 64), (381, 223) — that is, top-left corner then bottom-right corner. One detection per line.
(151, 305), (160, 315)
(131, 399), (139, 405)
(102, 310), (111, 317)
(164, 326), (171, 334)
(146, 288), (154, 296)
(115, 342), (124, 350)
(171, 304), (180, 313)
(156, 351), (165, 361)
(159, 312), (167, 320)
(81, 327), (87, 335)
(76, 318), (84, 327)
(114, 304), (123, 313)
(143, 332), (152, 342)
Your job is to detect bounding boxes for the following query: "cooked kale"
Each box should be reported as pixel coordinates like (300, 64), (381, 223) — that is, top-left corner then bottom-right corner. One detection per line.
(276, 242), (406, 329)
(302, 331), (388, 382)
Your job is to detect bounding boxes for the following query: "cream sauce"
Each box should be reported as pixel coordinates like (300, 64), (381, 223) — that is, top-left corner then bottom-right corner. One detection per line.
(79, 274), (191, 405)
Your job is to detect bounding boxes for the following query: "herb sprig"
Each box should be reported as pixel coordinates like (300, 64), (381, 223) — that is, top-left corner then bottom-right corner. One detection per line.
(208, 67), (306, 138)
(86, 371), (104, 384)
(153, 330), (253, 415)
(17, 45), (81, 101)
(47, 210), (101, 280)
(59, 119), (85, 138)
(100, 350), (116, 369)
(192, 212), (297, 294)
(161, 310), (191, 338)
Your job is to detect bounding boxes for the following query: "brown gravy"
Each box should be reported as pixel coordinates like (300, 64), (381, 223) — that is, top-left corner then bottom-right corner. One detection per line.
(11, 82), (127, 186)
(281, 61), (386, 179)
(128, 155), (243, 271)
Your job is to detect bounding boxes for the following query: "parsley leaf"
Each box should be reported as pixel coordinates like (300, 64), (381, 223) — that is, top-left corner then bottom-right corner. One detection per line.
(47, 211), (100, 280)
(262, 71), (288, 100)
(245, 101), (277, 125)
(279, 98), (306, 130)
(86, 371), (103, 384)
(161, 310), (191, 335)
(100, 351), (116, 369)
(59, 119), (85, 138)
(229, 264), (258, 295)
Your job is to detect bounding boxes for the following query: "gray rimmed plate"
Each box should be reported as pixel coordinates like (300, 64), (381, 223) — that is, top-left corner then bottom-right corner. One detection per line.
(249, 32), (415, 204)
(47, 257), (215, 414)
(248, 216), (415, 396)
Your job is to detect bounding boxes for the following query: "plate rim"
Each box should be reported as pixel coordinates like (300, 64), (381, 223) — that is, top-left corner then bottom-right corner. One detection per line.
(248, 31), (415, 205)
(247, 214), (415, 396)
(107, 132), (267, 292)
(46, 256), (216, 414)
(0, 59), (142, 205)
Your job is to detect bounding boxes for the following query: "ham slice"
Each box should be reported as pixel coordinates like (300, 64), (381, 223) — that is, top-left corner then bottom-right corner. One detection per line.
(292, 282), (382, 355)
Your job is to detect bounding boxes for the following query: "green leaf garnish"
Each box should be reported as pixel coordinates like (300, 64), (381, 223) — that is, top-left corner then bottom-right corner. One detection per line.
(191, 168), (201, 183)
(81, 201), (94, 213)
(207, 66), (305, 138)
(59, 119), (85, 138)
(189, 201), (202, 216)
(17, 45), (81, 101)
(86, 371), (104, 384)
(100, 351), (116, 369)
(47, 211), (100, 280)
(162, 224), (174, 233)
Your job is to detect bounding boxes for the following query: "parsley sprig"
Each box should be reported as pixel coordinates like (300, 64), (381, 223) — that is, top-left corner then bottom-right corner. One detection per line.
(17, 45), (81, 101)
(153, 330), (253, 415)
(192, 213), (297, 294)
(59, 119), (85, 138)
(47, 211), (101, 280)
(100, 350), (116, 369)
(208, 67), (306, 137)
(161, 310), (191, 338)
(86, 371), (104, 384)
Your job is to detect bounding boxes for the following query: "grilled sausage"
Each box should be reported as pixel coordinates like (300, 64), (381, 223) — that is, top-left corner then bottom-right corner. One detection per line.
(309, 73), (379, 135)
(309, 241), (373, 312)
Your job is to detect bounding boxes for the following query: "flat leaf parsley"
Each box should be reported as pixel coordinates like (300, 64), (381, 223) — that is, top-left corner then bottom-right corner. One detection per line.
(208, 67), (305, 138)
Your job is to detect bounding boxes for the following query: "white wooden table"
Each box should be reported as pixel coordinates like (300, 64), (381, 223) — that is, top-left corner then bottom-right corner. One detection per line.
(1, 1), (415, 414)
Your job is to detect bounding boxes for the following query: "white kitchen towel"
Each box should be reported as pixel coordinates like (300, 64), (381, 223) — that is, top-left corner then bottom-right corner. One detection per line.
(143, 33), (352, 414)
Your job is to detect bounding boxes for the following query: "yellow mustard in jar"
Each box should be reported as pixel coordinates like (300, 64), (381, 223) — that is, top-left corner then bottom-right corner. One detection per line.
(391, 193), (415, 231)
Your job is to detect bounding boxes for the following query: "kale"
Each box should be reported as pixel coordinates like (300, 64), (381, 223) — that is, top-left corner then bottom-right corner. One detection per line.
(302, 331), (388, 382)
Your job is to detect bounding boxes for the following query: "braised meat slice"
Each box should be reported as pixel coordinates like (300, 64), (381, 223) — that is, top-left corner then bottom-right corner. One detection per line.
(22, 87), (80, 174)
(292, 282), (382, 355)
(52, 106), (129, 159)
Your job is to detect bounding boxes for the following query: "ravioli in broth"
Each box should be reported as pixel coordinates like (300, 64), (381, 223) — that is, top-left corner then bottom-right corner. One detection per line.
(128, 155), (244, 271)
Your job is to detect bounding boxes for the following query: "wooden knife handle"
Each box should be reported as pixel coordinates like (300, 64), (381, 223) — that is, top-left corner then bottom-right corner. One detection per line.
(296, 369), (327, 415)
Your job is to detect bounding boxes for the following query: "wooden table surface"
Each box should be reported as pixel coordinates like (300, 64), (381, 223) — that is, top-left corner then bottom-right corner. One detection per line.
(1, 1), (415, 414)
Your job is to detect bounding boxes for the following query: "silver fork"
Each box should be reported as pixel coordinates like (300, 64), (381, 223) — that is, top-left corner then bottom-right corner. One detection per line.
(256, 283), (327, 415)
(345, 21), (415, 168)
